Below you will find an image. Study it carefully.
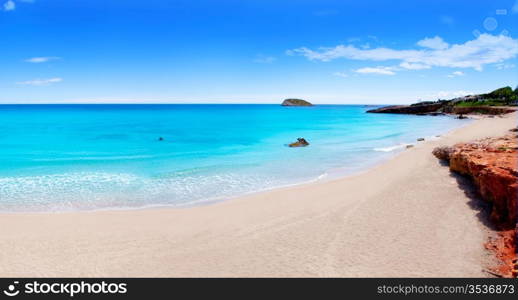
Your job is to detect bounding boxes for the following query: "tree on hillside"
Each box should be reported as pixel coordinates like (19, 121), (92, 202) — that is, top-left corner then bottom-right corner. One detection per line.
(486, 86), (516, 104)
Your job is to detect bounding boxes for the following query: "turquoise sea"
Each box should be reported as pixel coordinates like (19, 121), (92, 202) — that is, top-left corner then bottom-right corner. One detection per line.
(0, 104), (469, 212)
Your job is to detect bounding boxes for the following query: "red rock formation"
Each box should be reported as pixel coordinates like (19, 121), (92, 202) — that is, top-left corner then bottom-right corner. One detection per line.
(433, 131), (517, 277)
(485, 230), (516, 277)
(445, 134), (517, 229)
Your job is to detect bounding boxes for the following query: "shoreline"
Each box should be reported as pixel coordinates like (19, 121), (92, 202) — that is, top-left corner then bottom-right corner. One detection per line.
(0, 112), (515, 277)
(0, 114), (473, 215)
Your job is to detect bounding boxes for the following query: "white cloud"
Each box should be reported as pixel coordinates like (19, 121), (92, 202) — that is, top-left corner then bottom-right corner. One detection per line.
(16, 77), (63, 86)
(417, 36), (449, 50)
(287, 34), (518, 71)
(399, 62), (431, 70)
(253, 55), (275, 64)
(3, 0), (35, 12)
(25, 56), (60, 63)
(333, 72), (348, 78)
(447, 71), (465, 77)
(430, 90), (473, 99)
(354, 66), (396, 75)
(288, 45), (417, 62)
(495, 63), (516, 69)
(3, 0), (15, 11)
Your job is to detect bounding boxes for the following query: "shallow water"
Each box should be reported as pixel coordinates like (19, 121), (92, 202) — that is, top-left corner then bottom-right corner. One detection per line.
(0, 104), (469, 212)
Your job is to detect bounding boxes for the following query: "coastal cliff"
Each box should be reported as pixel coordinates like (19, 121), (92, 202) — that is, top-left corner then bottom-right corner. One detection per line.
(367, 103), (444, 114)
(368, 86), (518, 115)
(433, 130), (518, 277)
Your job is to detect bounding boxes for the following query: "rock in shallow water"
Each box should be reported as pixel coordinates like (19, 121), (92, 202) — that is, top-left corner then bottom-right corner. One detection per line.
(288, 138), (310, 147)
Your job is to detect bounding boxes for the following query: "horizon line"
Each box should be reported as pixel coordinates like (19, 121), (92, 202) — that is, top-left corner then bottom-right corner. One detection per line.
(0, 102), (392, 106)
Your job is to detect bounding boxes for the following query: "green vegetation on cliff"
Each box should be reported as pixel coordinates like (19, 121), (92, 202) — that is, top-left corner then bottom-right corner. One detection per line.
(455, 99), (513, 107)
(367, 86), (517, 115)
(454, 86), (518, 107)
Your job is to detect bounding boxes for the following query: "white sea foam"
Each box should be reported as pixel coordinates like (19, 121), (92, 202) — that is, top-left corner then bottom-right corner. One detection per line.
(0, 171), (291, 212)
(317, 173), (328, 180)
(373, 144), (410, 152)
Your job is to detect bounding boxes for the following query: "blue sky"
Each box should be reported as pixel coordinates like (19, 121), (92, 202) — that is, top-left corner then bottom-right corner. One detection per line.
(1, 0), (517, 104)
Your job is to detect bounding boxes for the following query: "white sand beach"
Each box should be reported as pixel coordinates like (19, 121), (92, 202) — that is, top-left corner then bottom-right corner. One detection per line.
(0, 113), (516, 277)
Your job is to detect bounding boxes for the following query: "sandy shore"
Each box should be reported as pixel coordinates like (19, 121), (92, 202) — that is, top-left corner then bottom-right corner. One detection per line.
(0, 113), (516, 277)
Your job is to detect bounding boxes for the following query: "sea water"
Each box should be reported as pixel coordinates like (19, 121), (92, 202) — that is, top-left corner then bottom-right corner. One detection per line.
(0, 104), (469, 212)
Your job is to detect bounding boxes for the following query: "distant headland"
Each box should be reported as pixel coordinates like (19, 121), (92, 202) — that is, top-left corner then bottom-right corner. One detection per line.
(367, 86), (518, 115)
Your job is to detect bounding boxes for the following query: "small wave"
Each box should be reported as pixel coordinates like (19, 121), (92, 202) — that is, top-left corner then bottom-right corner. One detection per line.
(0, 170), (282, 212)
(32, 155), (153, 162)
(317, 173), (328, 180)
(373, 144), (410, 152)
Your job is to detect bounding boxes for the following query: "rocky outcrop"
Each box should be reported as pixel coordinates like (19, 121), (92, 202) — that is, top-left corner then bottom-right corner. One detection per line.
(435, 133), (517, 229)
(485, 229), (517, 277)
(281, 99), (313, 106)
(433, 131), (518, 277)
(432, 146), (454, 160)
(288, 138), (309, 147)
